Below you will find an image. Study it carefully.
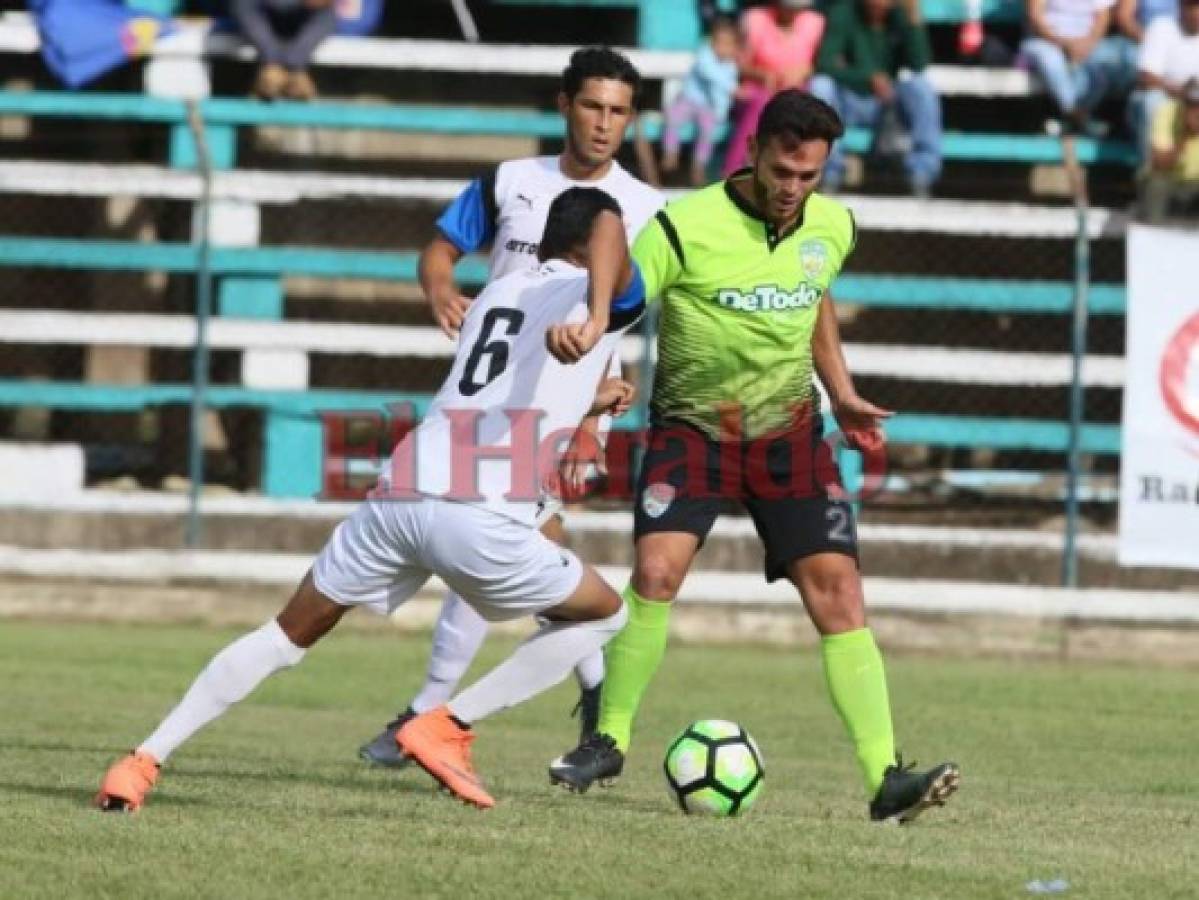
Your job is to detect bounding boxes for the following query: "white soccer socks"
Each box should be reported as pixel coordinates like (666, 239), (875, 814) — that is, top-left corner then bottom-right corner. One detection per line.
(139, 619), (306, 762)
(448, 604), (628, 725)
(410, 590), (491, 714)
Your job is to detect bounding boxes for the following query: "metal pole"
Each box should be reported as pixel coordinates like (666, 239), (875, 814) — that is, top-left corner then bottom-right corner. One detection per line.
(185, 101), (215, 548)
(449, 0), (480, 42)
(1061, 136), (1090, 588)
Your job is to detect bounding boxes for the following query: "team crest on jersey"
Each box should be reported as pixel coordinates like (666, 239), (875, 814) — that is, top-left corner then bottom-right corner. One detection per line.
(641, 483), (676, 519)
(799, 240), (828, 279)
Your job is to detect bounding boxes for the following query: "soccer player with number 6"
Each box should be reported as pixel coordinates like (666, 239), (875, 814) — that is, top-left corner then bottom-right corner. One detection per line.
(95, 187), (650, 812)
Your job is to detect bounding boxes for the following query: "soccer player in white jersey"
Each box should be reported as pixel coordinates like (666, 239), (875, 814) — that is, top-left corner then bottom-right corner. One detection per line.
(95, 187), (649, 811)
(358, 46), (664, 767)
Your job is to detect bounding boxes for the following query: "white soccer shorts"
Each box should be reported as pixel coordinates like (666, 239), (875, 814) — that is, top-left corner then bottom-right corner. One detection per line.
(312, 496), (584, 622)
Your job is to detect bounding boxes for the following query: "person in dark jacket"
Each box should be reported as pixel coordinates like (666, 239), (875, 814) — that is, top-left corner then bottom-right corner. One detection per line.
(809, 0), (943, 195)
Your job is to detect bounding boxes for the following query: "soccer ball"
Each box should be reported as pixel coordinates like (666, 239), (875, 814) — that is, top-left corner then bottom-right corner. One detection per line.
(663, 720), (764, 816)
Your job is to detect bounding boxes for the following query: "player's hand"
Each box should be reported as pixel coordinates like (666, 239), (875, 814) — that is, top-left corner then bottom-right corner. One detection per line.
(546, 318), (604, 364)
(589, 378), (635, 418)
(430, 286), (472, 339)
(832, 394), (894, 454)
(556, 426), (606, 501)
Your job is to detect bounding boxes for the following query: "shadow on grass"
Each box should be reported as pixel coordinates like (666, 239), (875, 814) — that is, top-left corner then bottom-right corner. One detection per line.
(0, 738), (122, 755)
(0, 779), (211, 809)
(168, 762), (436, 798)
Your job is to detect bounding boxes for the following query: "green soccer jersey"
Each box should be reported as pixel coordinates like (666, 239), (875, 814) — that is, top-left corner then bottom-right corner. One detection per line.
(632, 172), (857, 440)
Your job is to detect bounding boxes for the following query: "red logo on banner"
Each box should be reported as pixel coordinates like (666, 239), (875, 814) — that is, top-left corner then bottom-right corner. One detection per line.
(1159, 312), (1199, 439)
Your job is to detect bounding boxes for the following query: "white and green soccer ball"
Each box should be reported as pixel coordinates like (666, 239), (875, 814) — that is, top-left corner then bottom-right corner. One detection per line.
(663, 719), (764, 817)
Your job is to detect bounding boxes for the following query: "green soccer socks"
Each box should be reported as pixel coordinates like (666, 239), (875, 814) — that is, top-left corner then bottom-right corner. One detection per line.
(821, 627), (896, 797)
(597, 584), (672, 751)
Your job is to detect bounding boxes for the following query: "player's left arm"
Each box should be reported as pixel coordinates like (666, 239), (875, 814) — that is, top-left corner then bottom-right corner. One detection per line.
(813, 290), (893, 453)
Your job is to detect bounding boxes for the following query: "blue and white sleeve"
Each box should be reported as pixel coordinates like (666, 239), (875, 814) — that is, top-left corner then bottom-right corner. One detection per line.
(435, 169), (499, 253)
(607, 262), (647, 332)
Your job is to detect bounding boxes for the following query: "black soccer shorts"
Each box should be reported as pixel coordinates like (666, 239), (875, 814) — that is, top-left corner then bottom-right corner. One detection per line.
(631, 418), (858, 582)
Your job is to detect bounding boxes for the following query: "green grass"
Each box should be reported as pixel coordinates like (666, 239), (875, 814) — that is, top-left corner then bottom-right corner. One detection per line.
(1, 620), (1196, 899)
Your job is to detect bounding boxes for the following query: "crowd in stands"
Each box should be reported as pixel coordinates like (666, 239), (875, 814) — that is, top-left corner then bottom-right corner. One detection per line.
(27, 0), (1199, 219)
(666, 0), (1199, 217)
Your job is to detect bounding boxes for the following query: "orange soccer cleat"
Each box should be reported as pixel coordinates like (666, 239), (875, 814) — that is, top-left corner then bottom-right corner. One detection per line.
(397, 707), (495, 809)
(94, 750), (160, 812)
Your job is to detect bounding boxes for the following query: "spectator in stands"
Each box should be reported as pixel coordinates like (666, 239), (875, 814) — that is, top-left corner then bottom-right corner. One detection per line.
(1140, 77), (1199, 219)
(661, 16), (741, 185)
(1115, 0), (1179, 43)
(1131, 0), (1199, 154)
(698, 0), (743, 30)
(230, 0), (337, 100)
(1020, 0), (1138, 135)
(809, 0), (943, 197)
(721, 0), (825, 174)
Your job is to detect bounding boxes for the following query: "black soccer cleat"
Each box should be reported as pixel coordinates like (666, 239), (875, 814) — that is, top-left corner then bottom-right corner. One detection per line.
(869, 756), (961, 824)
(548, 732), (624, 793)
(358, 709), (417, 768)
(571, 683), (603, 744)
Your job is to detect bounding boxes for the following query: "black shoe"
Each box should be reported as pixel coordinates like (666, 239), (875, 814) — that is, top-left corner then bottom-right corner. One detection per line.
(869, 756), (961, 824)
(571, 683), (602, 744)
(548, 732), (624, 793)
(357, 709), (416, 768)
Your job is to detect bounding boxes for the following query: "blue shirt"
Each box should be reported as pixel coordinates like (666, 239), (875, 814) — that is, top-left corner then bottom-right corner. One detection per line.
(680, 43), (740, 121)
(1138, 0), (1179, 27)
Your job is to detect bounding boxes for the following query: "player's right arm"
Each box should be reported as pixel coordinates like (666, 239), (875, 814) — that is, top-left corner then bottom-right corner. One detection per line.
(420, 171), (499, 338)
(813, 290), (893, 453)
(546, 209), (633, 362)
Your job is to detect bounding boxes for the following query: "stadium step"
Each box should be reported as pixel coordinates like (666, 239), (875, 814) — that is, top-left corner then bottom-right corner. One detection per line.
(2, 497), (1197, 593)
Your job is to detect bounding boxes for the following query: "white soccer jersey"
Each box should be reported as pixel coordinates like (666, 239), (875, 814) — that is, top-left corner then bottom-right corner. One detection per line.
(386, 259), (646, 527)
(435, 155), (663, 280)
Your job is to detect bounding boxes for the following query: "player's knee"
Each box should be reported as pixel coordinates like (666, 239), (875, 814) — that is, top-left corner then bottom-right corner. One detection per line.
(633, 555), (686, 600)
(276, 574), (347, 648)
(812, 570), (862, 606)
(800, 566), (865, 633)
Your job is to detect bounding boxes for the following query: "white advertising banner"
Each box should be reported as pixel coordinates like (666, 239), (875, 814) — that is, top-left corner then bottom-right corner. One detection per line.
(1118, 225), (1199, 569)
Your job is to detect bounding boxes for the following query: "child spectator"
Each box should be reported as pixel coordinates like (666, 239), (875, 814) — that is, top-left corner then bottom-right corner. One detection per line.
(1140, 77), (1199, 220)
(231, 0), (337, 100)
(661, 16), (741, 186)
(721, 0), (825, 174)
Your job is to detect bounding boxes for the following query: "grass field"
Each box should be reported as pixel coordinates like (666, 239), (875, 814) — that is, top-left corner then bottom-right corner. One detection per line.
(1, 619), (1196, 899)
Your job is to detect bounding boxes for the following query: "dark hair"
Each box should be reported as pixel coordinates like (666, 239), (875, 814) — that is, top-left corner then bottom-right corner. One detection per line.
(755, 89), (845, 149)
(538, 187), (624, 262)
(708, 13), (738, 35)
(561, 46), (642, 107)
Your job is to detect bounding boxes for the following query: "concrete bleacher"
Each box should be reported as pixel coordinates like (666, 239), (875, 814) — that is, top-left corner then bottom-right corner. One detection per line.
(0, 8), (1130, 515)
(0, 224), (1124, 496)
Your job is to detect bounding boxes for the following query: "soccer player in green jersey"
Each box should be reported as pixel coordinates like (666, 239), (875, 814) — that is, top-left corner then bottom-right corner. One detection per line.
(546, 89), (961, 823)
